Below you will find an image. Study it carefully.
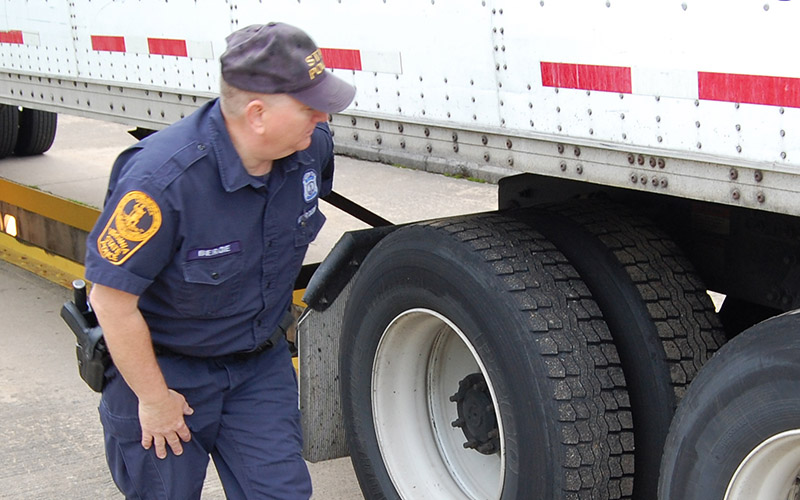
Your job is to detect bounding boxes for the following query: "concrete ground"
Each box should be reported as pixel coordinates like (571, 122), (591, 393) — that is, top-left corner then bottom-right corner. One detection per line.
(0, 114), (497, 498)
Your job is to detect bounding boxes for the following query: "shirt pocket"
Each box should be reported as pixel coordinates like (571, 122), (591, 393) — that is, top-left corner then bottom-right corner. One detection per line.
(176, 252), (243, 317)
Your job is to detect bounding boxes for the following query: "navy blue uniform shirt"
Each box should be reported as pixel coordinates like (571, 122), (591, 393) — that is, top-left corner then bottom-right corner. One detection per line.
(85, 98), (332, 357)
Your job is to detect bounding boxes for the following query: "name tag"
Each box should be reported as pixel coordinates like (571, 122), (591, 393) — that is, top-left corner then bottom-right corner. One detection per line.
(298, 205), (317, 225)
(187, 241), (242, 261)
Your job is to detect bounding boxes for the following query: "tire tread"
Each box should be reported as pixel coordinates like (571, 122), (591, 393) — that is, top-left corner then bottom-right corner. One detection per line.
(14, 108), (57, 156)
(550, 201), (726, 401)
(0, 104), (19, 159)
(425, 214), (635, 498)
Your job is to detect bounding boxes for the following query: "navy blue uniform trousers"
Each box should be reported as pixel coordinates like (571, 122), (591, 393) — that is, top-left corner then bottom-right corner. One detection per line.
(98, 338), (312, 499)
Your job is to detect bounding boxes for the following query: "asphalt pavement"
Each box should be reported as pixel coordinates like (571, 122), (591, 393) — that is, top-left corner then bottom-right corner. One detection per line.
(0, 114), (497, 499)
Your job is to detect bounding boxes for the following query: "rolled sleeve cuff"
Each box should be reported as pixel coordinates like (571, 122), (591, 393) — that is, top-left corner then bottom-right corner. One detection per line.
(85, 259), (154, 296)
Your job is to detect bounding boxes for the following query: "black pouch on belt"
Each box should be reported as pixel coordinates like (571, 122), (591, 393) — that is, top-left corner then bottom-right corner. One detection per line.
(237, 308), (297, 358)
(60, 280), (110, 392)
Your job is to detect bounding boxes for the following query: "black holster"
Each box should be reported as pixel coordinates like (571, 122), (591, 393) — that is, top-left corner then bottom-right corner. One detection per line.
(60, 281), (110, 392)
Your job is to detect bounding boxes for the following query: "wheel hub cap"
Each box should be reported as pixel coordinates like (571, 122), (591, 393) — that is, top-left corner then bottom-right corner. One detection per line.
(450, 372), (500, 455)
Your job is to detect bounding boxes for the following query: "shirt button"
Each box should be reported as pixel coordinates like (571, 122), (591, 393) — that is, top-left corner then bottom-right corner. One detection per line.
(197, 143), (206, 151)
(211, 272), (220, 280)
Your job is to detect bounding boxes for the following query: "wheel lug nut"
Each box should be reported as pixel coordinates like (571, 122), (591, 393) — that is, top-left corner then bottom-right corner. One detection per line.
(478, 443), (495, 454)
(451, 418), (465, 428)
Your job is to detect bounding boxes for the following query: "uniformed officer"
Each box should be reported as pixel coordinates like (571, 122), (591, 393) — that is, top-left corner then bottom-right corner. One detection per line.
(84, 23), (355, 499)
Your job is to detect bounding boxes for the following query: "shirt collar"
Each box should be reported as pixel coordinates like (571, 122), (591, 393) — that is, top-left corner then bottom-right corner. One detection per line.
(208, 99), (254, 192)
(207, 99), (315, 192)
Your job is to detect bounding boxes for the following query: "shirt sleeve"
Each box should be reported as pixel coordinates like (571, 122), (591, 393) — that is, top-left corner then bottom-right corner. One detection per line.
(84, 162), (177, 296)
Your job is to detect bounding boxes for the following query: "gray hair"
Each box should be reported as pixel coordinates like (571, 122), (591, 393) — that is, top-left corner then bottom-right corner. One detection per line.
(219, 78), (270, 117)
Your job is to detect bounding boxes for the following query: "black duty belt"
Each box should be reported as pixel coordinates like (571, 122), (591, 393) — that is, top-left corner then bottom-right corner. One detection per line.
(153, 309), (295, 362)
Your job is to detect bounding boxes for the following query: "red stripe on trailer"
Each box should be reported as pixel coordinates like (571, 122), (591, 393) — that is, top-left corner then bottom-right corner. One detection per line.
(541, 62), (632, 94)
(0, 30), (23, 44)
(320, 48), (362, 71)
(699, 71), (800, 109)
(91, 35), (126, 53)
(147, 38), (188, 57)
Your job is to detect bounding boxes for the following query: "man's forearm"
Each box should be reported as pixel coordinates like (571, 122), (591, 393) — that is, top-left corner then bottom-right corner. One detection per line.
(90, 284), (170, 404)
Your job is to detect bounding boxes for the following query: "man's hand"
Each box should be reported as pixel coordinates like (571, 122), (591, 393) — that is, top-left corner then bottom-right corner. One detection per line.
(139, 389), (194, 459)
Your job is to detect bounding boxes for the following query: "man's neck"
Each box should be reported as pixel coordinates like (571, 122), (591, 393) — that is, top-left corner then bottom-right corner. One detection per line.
(244, 158), (273, 176)
(221, 105), (275, 176)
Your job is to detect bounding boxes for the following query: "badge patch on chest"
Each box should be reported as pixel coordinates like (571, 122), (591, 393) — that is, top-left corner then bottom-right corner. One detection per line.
(302, 170), (318, 203)
(97, 191), (162, 265)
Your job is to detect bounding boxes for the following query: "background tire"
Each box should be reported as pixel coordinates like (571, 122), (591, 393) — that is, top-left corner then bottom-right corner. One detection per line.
(0, 104), (19, 159)
(514, 200), (726, 499)
(14, 108), (57, 156)
(658, 311), (800, 499)
(340, 214), (635, 499)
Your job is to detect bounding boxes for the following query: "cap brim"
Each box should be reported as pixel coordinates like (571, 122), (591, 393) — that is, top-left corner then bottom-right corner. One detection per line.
(290, 71), (356, 114)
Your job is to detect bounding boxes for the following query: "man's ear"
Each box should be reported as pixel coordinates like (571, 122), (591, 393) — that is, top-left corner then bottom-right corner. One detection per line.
(244, 99), (267, 134)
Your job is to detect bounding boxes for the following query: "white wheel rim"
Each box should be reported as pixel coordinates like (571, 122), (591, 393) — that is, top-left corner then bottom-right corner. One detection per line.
(372, 309), (505, 499)
(725, 429), (800, 500)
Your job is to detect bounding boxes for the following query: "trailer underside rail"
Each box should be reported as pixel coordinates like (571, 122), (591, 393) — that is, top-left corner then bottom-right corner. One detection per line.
(330, 113), (800, 219)
(0, 72), (214, 131)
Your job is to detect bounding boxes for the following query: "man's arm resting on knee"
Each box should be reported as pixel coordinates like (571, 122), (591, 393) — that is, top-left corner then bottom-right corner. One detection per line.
(90, 283), (193, 459)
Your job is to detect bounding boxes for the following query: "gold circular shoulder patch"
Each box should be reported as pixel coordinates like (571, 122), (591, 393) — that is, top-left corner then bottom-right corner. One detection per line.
(97, 191), (162, 265)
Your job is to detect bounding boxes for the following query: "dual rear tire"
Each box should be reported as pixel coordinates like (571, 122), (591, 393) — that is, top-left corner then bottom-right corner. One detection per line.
(341, 215), (634, 499)
(340, 205), (724, 498)
(0, 105), (57, 159)
(520, 201), (726, 499)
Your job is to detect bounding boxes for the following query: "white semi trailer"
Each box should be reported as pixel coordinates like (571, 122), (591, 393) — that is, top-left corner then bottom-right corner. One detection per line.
(3, 1), (800, 499)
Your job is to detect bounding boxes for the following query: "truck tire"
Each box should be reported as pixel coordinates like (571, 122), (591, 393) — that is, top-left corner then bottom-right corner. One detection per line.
(340, 214), (635, 499)
(0, 104), (19, 159)
(515, 200), (726, 500)
(658, 311), (800, 499)
(14, 108), (57, 156)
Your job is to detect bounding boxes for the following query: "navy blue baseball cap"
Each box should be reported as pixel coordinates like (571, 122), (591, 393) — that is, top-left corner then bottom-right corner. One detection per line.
(220, 23), (356, 113)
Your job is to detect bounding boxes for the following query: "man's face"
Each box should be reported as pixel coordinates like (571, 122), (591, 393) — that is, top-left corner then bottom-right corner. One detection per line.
(259, 95), (329, 158)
